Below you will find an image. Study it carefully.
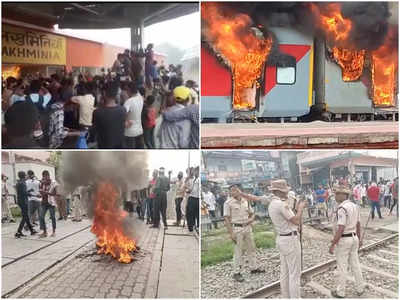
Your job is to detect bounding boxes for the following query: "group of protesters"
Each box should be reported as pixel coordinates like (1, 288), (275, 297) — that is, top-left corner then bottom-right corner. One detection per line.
(200, 175), (399, 232)
(129, 166), (200, 232)
(304, 176), (399, 220)
(2, 43), (199, 149)
(2, 171), (91, 239)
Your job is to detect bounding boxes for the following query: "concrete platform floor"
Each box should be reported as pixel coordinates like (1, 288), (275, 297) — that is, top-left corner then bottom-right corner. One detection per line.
(201, 121), (398, 148)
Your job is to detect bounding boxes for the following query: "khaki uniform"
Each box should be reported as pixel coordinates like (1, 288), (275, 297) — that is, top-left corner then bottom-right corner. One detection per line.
(333, 199), (364, 297)
(268, 196), (301, 299)
(224, 197), (257, 274)
(73, 186), (85, 221)
(2, 182), (14, 221)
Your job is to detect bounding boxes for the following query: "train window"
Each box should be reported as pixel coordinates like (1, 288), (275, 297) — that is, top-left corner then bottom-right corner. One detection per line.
(277, 67), (296, 85)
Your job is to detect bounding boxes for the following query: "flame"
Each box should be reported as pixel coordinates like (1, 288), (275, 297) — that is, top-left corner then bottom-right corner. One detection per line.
(332, 48), (365, 81)
(310, 3), (397, 105)
(310, 3), (352, 46)
(202, 2), (272, 110)
(371, 27), (398, 107)
(91, 182), (136, 263)
(310, 3), (364, 81)
(2, 66), (21, 79)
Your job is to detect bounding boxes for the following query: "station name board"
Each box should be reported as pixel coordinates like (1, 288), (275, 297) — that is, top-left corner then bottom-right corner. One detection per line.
(2, 24), (66, 65)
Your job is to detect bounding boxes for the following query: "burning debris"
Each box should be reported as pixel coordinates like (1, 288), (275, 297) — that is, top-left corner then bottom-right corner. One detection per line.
(202, 2), (272, 110)
(61, 152), (149, 263)
(91, 182), (136, 263)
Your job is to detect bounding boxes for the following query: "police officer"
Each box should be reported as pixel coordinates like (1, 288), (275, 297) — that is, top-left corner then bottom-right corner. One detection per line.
(224, 184), (264, 282)
(329, 185), (364, 298)
(239, 179), (305, 298)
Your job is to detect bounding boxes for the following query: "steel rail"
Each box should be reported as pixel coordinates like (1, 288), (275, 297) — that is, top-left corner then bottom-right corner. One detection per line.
(242, 233), (398, 298)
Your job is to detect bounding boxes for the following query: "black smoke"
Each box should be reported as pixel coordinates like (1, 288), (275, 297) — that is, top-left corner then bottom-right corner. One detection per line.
(206, 2), (396, 52)
(60, 151), (149, 241)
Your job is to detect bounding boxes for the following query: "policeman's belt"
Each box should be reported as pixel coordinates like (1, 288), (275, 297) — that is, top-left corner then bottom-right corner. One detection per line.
(280, 231), (298, 236)
(342, 232), (356, 237)
(232, 223), (245, 227)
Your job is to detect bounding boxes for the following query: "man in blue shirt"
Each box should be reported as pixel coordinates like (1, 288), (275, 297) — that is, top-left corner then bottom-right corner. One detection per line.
(314, 185), (326, 217)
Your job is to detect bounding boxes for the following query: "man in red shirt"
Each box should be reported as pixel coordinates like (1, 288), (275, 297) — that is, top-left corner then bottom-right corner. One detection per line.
(367, 182), (382, 219)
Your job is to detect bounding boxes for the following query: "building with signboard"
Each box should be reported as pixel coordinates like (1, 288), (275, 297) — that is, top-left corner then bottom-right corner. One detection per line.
(297, 151), (398, 187)
(2, 20), (166, 78)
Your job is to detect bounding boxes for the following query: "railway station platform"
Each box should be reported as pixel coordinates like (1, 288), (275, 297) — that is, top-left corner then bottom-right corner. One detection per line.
(2, 216), (198, 298)
(201, 121), (398, 148)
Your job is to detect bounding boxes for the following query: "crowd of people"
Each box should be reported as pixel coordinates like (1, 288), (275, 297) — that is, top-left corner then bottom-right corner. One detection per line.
(2, 170), (66, 238)
(130, 166), (200, 232)
(200, 176), (399, 230)
(201, 176), (398, 298)
(302, 177), (399, 220)
(2, 44), (199, 149)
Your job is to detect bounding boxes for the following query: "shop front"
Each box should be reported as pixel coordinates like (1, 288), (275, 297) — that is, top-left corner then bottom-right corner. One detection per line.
(2, 22), (126, 79)
(2, 23), (67, 78)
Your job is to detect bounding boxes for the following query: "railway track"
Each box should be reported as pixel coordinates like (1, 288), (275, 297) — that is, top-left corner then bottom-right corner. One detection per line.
(243, 234), (398, 299)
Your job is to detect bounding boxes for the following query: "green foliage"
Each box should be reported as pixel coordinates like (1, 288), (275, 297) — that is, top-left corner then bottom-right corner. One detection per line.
(201, 222), (276, 267)
(47, 151), (62, 176)
(201, 239), (234, 267)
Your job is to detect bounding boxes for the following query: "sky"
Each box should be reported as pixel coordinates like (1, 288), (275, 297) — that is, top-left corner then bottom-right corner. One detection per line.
(148, 150), (200, 179)
(54, 12), (199, 50)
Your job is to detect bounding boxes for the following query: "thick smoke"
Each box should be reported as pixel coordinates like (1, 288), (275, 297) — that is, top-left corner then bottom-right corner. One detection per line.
(61, 151), (149, 193)
(60, 151), (149, 242)
(209, 2), (396, 52)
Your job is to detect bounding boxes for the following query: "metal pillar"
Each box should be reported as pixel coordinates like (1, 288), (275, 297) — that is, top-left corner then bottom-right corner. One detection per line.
(130, 21), (144, 51)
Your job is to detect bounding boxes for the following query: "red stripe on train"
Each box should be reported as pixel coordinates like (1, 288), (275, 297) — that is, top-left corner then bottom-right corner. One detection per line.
(201, 44), (310, 96)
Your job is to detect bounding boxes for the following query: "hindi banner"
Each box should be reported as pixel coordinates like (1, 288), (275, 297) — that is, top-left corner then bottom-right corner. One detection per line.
(2, 24), (66, 65)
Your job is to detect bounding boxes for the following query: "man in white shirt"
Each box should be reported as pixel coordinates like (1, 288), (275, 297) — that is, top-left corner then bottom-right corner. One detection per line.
(186, 167), (199, 232)
(174, 171), (185, 226)
(203, 186), (217, 229)
(70, 83), (95, 129)
(26, 170), (42, 225)
(122, 82), (144, 148)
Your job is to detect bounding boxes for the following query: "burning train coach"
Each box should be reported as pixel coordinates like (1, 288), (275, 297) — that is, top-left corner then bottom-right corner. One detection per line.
(201, 2), (398, 123)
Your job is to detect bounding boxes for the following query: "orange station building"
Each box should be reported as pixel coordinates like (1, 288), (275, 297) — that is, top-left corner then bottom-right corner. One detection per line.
(2, 20), (138, 78)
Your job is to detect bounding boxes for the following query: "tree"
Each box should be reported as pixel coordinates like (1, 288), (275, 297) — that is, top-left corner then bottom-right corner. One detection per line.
(47, 151), (62, 177)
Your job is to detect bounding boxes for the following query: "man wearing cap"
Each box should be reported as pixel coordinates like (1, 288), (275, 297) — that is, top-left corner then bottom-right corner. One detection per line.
(224, 184), (264, 282)
(158, 86), (191, 149)
(329, 186), (364, 298)
(152, 167), (170, 229)
(239, 179), (306, 298)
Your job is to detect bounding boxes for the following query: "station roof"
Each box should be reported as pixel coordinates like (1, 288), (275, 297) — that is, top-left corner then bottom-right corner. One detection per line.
(2, 2), (198, 29)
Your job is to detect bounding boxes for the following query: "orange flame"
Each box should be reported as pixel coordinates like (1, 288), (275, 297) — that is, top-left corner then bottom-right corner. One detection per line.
(310, 3), (352, 46)
(332, 48), (365, 81)
(2, 66), (21, 79)
(310, 3), (363, 81)
(202, 2), (272, 110)
(91, 182), (136, 263)
(371, 27), (398, 107)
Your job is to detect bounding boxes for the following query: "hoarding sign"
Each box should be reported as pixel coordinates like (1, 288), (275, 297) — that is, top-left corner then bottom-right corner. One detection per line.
(2, 24), (66, 65)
